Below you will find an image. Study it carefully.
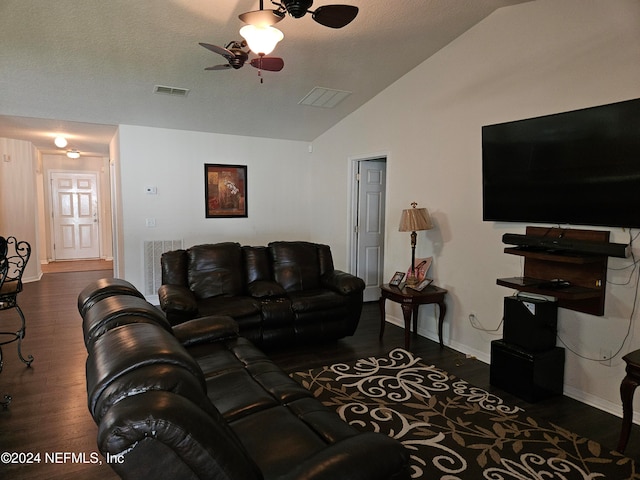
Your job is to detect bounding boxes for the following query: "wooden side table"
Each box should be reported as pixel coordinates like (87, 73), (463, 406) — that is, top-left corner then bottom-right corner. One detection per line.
(379, 283), (448, 349)
(617, 349), (640, 453)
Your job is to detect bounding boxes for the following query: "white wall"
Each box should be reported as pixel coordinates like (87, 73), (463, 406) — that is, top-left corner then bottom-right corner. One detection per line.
(117, 125), (314, 292)
(0, 137), (41, 282)
(308, 0), (640, 416)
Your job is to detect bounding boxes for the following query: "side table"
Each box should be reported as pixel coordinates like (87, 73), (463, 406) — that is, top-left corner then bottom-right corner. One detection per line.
(379, 283), (448, 350)
(617, 349), (640, 453)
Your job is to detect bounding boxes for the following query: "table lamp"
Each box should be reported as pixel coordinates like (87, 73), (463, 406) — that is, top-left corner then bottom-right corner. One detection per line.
(399, 202), (433, 286)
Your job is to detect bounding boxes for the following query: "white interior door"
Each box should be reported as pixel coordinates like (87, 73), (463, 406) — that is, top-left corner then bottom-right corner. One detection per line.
(355, 159), (386, 302)
(50, 171), (100, 260)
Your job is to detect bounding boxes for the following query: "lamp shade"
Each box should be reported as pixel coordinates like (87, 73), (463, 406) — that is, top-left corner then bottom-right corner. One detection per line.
(399, 205), (433, 232)
(239, 24), (284, 55)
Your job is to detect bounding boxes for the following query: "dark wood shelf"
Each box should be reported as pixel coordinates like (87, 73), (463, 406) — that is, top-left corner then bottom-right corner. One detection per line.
(497, 277), (602, 301)
(503, 247), (605, 265)
(498, 227), (610, 316)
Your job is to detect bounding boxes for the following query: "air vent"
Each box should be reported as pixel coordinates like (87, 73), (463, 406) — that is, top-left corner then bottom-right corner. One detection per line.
(298, 87), (352, 108)
(154, 85), (190, 97)
(143, 239), (183, 295)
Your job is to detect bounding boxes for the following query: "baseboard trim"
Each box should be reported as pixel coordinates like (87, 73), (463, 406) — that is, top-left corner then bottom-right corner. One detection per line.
(382, 315), (630, 423)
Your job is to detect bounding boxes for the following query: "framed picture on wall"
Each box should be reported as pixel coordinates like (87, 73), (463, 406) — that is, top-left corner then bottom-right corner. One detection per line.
(204, 164), (247, 218)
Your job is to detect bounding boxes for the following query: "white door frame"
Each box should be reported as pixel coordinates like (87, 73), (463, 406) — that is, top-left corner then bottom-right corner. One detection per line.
(348, 152), (389, 297)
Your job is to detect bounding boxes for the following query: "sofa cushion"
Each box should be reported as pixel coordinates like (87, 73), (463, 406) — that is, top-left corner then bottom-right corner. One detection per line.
(228, 405), (337, 479)
(269, 241), (321, 292)
(317, 243), (335, 277)
(86, 322), (206, 419)
(98, 391), (262, 480)
(77, 277), (145, 317)
(242, 245), (271, 284)
(197, 295), (262, 319)
(188, 243), (243, 299)
(92, 363), (212, 423)
(247, 280), (287, 298)
(161, 249), (189, 287)
(205, 368), (279, 421)
(288, 289), (349, 313)
(82, 295), (172, 349)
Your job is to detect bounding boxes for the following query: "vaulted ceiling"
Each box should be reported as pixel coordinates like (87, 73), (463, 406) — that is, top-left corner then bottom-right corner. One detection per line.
(0, 0), (531, 156)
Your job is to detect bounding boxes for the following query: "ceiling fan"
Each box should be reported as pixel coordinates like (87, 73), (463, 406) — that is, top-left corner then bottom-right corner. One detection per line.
(239, 0), (358, 29)
(199, 41), (284, 78)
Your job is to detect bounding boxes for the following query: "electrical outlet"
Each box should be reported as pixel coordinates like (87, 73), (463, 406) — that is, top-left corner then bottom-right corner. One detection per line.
(599, 348), (612, 367)
(145, 218), (156, 227)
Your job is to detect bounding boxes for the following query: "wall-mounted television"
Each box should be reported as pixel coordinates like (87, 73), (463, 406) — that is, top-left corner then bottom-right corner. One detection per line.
(482, 98), (640, 229)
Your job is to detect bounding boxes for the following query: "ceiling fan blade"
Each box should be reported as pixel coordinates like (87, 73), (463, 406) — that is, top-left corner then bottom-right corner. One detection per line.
(250, 56), (284, 72)
(205, 64), (233, 71)
(199, 42), (235, 60)
(312, 5), (358, 28)
(239, 9), (284, 27)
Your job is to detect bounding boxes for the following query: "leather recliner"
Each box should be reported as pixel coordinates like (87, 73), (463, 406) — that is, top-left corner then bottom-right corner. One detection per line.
(158, 241), (365, 348)
(80, 281), (410, 480)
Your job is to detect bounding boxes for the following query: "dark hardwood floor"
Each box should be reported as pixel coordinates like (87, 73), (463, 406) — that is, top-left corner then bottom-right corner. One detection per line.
(1, 269), (637, 479)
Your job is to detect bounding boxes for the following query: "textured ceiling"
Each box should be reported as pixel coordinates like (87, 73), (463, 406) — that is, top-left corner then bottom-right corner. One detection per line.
(0, 0), (531, 157)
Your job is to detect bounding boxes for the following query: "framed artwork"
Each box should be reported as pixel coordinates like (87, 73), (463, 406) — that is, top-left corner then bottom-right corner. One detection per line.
(408, 277), (434, 291)
(205, 164), (247, 218)
(389, 271), (405, 287)
(406, 256), (432, 282)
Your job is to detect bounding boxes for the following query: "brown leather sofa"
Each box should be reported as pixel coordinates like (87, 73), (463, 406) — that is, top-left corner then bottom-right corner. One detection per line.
(79, 279), (410, 480)
(158, 241), (365, 348)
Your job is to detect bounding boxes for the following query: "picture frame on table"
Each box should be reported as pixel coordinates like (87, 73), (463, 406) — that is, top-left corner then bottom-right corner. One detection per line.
(406, 257), (432, 283)
(205, 164), (247, 218)
(389, 271), (405, 287)
(408, 277), (434, 291)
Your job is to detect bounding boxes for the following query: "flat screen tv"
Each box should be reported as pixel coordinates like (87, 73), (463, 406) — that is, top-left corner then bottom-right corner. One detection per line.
(482, 98), (640, 228)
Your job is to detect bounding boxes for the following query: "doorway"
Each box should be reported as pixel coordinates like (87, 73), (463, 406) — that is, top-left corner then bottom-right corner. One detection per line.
(49, 171), (101, 260)
(351, 157), (387, 302)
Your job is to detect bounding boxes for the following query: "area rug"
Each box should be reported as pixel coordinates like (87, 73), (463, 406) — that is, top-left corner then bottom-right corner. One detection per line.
(291, 348), (638, 479)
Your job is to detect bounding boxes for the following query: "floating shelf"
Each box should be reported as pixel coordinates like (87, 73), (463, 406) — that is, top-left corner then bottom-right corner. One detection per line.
(497, 277), (602, 301)
(498, 227), (610, 316)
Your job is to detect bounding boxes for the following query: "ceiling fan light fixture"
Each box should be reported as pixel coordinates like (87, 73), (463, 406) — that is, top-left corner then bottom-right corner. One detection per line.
(66, 149), (80, 159)
(239, 9), (283, 27)
(54, 136), (68, 148)
(239, 24), (284, 56)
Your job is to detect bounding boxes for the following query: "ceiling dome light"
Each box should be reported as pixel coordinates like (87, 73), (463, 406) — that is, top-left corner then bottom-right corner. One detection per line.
(239, 24), (284, 56)
(54, 136), (68, 148)
(66, 150), (80, 159)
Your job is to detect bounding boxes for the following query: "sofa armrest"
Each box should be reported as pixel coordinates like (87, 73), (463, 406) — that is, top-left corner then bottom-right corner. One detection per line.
(321, 270), (365, 295)
(172, 315), (239, 347)
(158, 284), (198, 315)
(98, 391), (261, 480)
(247, 280), (287, 298)
(281, 433), (409, 480)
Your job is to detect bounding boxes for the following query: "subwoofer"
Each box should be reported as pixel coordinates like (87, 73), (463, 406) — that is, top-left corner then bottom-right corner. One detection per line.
(503, 296), (558, 351)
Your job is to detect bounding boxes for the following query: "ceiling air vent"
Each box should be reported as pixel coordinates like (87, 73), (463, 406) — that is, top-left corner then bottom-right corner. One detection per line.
(154, 85), (190, 97)
(298, 87), (351, 108)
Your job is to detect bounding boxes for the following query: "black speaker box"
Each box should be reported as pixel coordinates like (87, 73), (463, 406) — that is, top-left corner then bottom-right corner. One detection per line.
(503, 296), (558, 351)
(490, 340), (565, 402)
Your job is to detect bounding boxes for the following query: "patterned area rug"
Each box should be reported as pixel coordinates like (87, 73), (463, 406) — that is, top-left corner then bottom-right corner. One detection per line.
(291, 348), (638, 479)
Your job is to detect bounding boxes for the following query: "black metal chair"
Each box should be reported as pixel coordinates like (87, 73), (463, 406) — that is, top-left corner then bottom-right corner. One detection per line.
(0, 236), (34, 408)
